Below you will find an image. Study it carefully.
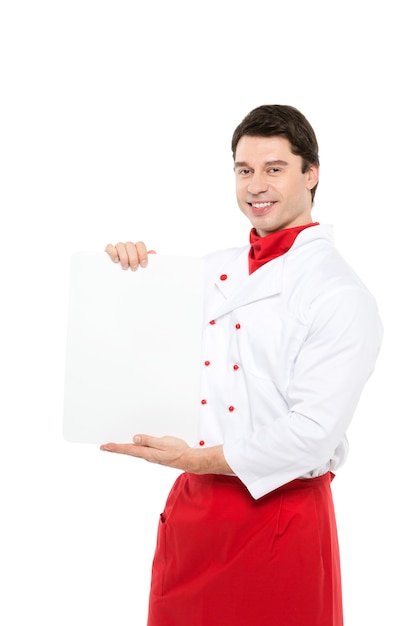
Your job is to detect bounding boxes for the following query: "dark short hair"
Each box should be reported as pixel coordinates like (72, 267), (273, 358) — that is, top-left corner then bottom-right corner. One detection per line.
(231, 104), (320, 202)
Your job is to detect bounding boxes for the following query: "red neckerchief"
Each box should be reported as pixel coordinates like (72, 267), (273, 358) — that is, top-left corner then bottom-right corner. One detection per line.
(248, 223), (319, 274)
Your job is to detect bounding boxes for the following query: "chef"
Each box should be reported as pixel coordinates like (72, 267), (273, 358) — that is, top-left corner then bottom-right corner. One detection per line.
(101, 104), (383, 626)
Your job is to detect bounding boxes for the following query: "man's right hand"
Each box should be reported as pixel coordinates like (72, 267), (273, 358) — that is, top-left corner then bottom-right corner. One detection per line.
(104, 241), (156, 271)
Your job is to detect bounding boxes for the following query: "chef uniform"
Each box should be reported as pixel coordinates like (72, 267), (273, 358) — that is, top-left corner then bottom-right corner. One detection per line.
(147, 223), (383, 626)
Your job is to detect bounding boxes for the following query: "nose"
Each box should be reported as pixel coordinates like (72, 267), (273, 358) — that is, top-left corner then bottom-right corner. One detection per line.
(247, 170), (268, 195)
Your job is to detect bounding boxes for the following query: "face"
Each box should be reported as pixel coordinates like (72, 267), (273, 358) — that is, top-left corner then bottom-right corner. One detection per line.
(234, 135), (319, 236)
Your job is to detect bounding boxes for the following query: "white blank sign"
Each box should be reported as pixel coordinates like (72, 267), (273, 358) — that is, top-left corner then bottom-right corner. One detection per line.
(63, 252), (203, 444)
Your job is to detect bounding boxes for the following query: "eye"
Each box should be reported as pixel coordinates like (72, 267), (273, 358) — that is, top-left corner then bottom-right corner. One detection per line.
(268, 167), (281, 174)
(236, 168), (251, 176)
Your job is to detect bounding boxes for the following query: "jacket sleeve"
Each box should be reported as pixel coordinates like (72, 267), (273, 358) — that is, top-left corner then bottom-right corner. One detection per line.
(222, 284), (384, 499)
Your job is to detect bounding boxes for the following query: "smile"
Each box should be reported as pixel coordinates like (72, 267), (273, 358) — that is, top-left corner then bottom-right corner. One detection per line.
(250, 202), (274, 209)
(249, 201), (275, 216)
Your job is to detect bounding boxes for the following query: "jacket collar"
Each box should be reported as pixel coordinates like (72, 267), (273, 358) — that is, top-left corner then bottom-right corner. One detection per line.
(205, 224), (334, 321)
(209, 252), (284, 320)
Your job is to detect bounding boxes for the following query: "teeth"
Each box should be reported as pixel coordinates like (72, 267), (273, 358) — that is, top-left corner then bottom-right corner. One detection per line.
(252, 202), (272, 208)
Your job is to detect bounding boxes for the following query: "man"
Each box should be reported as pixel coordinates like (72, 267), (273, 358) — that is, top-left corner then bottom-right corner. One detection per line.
(101, 104), (383, 625)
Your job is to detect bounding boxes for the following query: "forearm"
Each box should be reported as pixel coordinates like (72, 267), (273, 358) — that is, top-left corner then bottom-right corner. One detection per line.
(184, 444), (234, 475)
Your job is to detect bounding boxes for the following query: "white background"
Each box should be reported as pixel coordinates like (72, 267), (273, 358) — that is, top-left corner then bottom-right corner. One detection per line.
(1, 1), (415, 624)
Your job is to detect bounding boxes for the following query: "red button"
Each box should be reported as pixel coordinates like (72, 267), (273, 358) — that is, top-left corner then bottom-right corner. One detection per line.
(204, 360), (210, 366)
(235, 323), (241, 329)
(199, 440), (205, 446)
(201, 399), (207, 405)
(220, 274), (228, 281)
(233, 364), (239, 370)
(228, 406), (235, 412)
(209, 320), (216, 325)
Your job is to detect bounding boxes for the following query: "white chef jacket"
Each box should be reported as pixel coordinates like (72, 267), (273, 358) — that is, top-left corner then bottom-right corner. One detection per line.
(197, 224), (383, 500)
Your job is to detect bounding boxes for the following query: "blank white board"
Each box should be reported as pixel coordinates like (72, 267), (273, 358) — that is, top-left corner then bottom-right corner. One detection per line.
(63, 252), (203, 444)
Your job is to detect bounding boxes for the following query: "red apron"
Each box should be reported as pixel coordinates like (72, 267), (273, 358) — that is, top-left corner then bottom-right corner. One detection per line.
(147, 471), (343, 626)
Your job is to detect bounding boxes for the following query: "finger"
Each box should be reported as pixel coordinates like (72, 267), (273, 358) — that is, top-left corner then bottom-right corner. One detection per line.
(100, 441), (158, 464)
(100, 442), (143, 456)
(125, 241), (140, 271)
(104, 243), (120, 263)
(133, 433), (168, 448)
(134, 241), (150, 268)
(114, 242), (131, 270)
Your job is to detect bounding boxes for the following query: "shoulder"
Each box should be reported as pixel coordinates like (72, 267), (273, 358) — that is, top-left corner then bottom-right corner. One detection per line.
(285, 225), (382, 330)
(288, 224), (373, 293)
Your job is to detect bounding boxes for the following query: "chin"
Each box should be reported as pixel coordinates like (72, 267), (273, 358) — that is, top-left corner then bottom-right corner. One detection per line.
(251, 219), (281, 234)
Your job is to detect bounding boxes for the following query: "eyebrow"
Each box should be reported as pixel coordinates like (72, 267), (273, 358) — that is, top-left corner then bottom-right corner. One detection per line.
(234, 159), (289, 168)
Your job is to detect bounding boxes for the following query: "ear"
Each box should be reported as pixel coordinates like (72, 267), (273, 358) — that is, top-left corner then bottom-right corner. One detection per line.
(306, 164), (319, 190)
